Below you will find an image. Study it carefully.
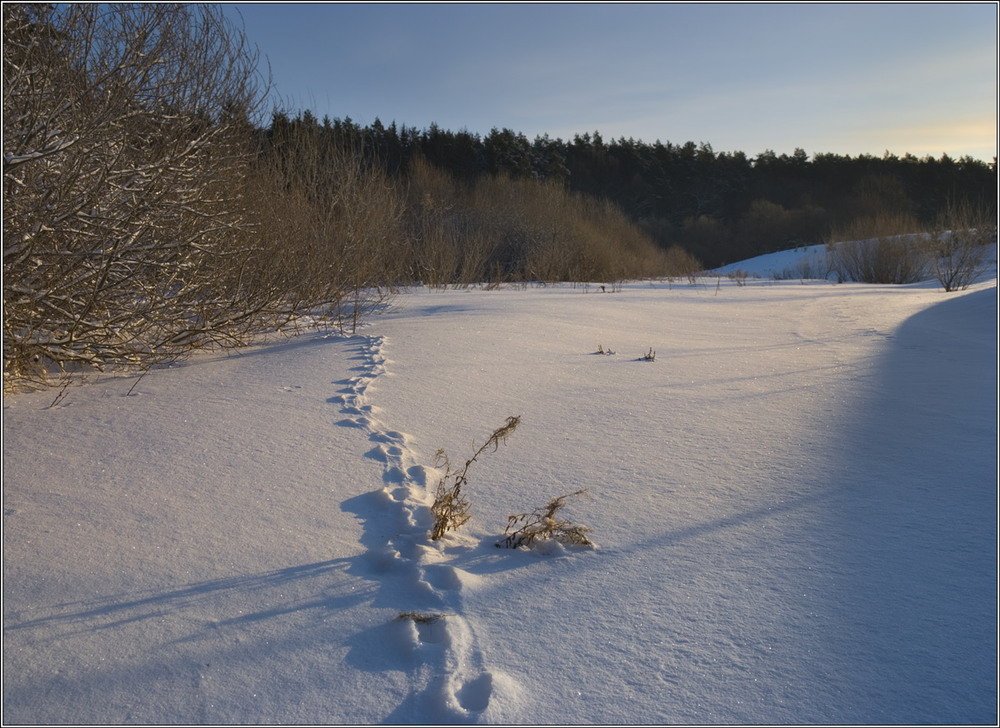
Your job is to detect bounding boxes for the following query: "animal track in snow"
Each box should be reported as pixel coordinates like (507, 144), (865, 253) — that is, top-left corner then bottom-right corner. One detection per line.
(421, 563), (463, 591)
(407, 465), (430, 486)
(456, 673), (494, 713)
(333, 335), (498, 721)
(383, 466), (407, 484)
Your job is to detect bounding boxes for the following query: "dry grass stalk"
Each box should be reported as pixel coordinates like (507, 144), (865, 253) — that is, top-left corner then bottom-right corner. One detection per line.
(396, 611), (449, 623)
(429, 415), (521, 540)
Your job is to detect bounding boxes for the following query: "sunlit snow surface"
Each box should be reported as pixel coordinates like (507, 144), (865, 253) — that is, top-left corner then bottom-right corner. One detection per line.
(4, 251), (997, 724)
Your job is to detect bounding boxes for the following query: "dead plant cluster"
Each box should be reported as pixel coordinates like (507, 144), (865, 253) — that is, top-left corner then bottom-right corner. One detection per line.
(726, 269), (750, 286)
(500, 489), (593, 549)
(396, 611), (449, 624)
(429, 416), (594, 551)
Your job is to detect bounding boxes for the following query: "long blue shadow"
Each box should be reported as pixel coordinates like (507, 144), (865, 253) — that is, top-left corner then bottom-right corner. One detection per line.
(816, 287), (997, 724)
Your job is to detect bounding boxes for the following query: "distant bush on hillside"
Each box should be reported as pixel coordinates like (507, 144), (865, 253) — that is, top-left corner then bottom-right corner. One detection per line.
(823, 200), (996, 289)
(926, 200), (996, 292)
(825, 211), (928, 284)
(826, 236), (929, 285)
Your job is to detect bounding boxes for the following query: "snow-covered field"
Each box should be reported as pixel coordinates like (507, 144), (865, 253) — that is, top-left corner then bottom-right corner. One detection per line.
(3, 247), (997, 725)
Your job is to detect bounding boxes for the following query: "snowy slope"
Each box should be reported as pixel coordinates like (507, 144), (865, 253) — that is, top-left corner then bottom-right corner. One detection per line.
(711, 242), (835, 280)
(711, 240), (999, 284)
(3, 262), (997, 724)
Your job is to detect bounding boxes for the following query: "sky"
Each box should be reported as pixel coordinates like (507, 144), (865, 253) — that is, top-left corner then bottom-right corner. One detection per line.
(224, 3), (998, 161)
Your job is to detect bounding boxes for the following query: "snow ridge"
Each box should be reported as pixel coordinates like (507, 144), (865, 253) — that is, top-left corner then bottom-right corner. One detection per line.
(331, 335), (499, 722)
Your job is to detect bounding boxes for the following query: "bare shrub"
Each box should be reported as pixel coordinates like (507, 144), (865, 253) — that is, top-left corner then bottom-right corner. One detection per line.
(825, 211), (928, 284)
(333, 152), (407, 331)
(260, 118), (406, 333)
(727, 269), (749, 286)
(926, 199), (996, 292)
(430, 415), (521, 540)
(739, 199), (793, 247)
(485, 175), (676, 284)
(3, 7), (407, 390)
(849, 173), (917, 221)
(662, 244), (702, 279)
(3, 4), (270, 386)
(827, 236), (928, 284)
(735, 199), (827, 254)
(402, 155), (466, 286)
(500, 488), (593, 549)
(402, 159), (691, 285)
(678, 214), (734, 267)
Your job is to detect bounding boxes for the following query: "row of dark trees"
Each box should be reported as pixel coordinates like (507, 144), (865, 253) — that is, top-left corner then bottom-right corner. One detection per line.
(270, 111), (997, 268)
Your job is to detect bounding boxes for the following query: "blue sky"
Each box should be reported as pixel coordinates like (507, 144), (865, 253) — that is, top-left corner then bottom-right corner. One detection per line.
(225, 3), (998, 161)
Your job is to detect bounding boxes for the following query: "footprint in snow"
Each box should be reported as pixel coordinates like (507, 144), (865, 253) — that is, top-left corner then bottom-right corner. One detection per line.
(420, 563), (463, 591)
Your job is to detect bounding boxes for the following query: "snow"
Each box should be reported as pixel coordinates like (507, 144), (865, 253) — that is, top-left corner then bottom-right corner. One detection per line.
(4, 249), (998, 725)
(711, 243), (837, 281)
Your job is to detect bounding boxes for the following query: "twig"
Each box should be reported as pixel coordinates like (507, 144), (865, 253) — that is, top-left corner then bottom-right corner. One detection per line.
(47, 378), (72, 408)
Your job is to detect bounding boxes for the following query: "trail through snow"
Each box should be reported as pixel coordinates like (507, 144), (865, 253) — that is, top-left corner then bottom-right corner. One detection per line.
(333, 334), (502, 722)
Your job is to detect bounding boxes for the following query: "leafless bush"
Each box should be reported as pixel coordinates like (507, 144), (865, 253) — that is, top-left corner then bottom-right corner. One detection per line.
(827, 236), (928, 284)
(326, 148), (406, 332)
(401, 155), (465, 286)
(662, 244), (702, 279)
(739, 199), (793, 247)
(500, 488), (593, 549)
(735, 199), (826, 253)
(430, 415), (521, 540)
(260, 119), (407, 333)
(825, 211), (928, 284)
(926, 199), (995, 292)
(727, 269), (749, 286)
(3, 4), (271, 387)
(403, 159), (689, 285)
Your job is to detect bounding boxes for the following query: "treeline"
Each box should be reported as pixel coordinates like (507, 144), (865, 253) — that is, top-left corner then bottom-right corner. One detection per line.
(265, 113), (697, 288)
(274, 113), (997, 269)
